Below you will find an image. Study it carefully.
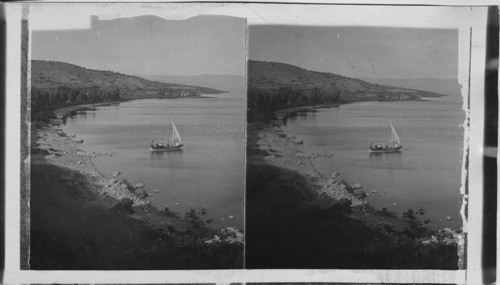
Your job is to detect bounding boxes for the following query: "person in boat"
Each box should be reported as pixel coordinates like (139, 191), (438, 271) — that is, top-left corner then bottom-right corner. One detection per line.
(166, 142), (170, 147)
(151, 140), (155, 148)
(370, 141), (373, 149)
(159, 140), (164, 147)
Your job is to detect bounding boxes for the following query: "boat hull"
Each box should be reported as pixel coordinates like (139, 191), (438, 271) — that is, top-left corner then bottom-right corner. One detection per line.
(369, 146), (402, 153)
(150, 144), (183, 152)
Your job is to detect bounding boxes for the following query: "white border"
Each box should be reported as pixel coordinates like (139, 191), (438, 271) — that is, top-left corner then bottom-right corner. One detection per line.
(4, 2), (489, 284)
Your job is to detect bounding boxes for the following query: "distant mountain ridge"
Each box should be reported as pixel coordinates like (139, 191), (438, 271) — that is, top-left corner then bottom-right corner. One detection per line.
(359, 78), (462, 97)
(141, 74), (246, 93)
(248, 60), (444, 101)
(31, 60), (224, 98)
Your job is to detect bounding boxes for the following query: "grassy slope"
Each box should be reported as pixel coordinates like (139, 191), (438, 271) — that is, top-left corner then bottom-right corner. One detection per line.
(248, 60), (376, 92)
(360, 77), (462, 97)
(32, 60), (224, 96)
(248, 60), (444, 98)
(30, 163), (243, 270)
(245, 124), (458, 269)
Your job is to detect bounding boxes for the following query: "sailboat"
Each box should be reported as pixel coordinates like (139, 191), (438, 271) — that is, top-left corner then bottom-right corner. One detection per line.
(369, 121), (403, 153)
(150, 119), (184, 152)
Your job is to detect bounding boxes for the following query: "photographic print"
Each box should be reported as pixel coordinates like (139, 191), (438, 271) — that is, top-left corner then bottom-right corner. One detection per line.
(246, 17), (466, 269)
(3, 2), (491, 284)
(26, 11), (246, 270)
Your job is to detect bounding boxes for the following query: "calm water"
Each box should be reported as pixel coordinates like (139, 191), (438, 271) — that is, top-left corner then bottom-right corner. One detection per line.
(63, 94), (245, 228)
(283, 96), (464, 228)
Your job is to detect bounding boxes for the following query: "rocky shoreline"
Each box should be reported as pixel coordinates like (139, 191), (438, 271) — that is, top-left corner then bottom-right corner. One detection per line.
(32, 104), (244, 245)
(253, 106), (463, 256)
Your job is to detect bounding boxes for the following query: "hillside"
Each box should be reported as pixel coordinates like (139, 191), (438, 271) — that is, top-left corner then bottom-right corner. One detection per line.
(359, 78), (462, 97)
(31, 60), (224, 99)
(142, 74), (246, 93)
(248, 60), (444, 102)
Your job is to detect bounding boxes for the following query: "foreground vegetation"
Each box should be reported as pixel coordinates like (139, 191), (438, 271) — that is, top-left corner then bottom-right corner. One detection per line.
(245, 123), (458, 269)
(31, 85), (121, 122)
(247, 87), (340, 122)
(30, 160), (242, 269)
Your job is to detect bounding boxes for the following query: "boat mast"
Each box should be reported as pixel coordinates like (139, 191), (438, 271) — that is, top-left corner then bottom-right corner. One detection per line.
(388, 121), (400, 147)
(170, 119), (182, 146)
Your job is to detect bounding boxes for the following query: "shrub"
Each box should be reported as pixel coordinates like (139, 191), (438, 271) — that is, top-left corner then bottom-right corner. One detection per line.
(120, 179), (135, 192)
(340, 179), (353, 192)
(184, 208), (205, 229)
(326, 198), (352, 215)
(163, 207), (179, 218)
(109, 198), (134, 214)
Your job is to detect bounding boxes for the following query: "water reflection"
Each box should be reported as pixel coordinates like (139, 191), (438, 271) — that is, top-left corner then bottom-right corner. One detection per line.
(368, 151), (403, 168)
(283, 109), (318, 126)
(149, 149), (184, 160)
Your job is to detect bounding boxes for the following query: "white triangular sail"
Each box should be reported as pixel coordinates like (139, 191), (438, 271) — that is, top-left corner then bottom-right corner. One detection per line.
(389, 121), (400, 146)
(170, 119), (182, 145)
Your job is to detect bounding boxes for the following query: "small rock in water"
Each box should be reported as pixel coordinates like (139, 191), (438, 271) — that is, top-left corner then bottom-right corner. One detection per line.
(206, 218), (213, 224)
(226, 227), (238, 235)
(446, 216), (452, 221)
(424, 218), (431, 224)
(134, 183), (144, 189)
(371, 190), (378, 193)
(419, 208), (425, 215)
(221, 218), (225, 221)
(355, 190), (367, 199)
(112, 171), (121, 178)
(228, 215), (234, 220)
(393, 203), (398, 206)
(331, 172), (339, 178)
(153, 189), (160, 193)
(201, 208), (207, 215)
(352, 183), (362, 190)
(174, 202), (180, 206)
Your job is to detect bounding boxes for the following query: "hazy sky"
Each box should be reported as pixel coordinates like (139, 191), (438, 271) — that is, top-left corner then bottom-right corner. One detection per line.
(32, 15), (246, 76)
(249, 25), (458, 80)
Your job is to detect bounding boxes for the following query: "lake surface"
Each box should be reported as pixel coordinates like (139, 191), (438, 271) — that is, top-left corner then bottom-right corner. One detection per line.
(283, 96), (465, 228)
(63, 94), (245, 228)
